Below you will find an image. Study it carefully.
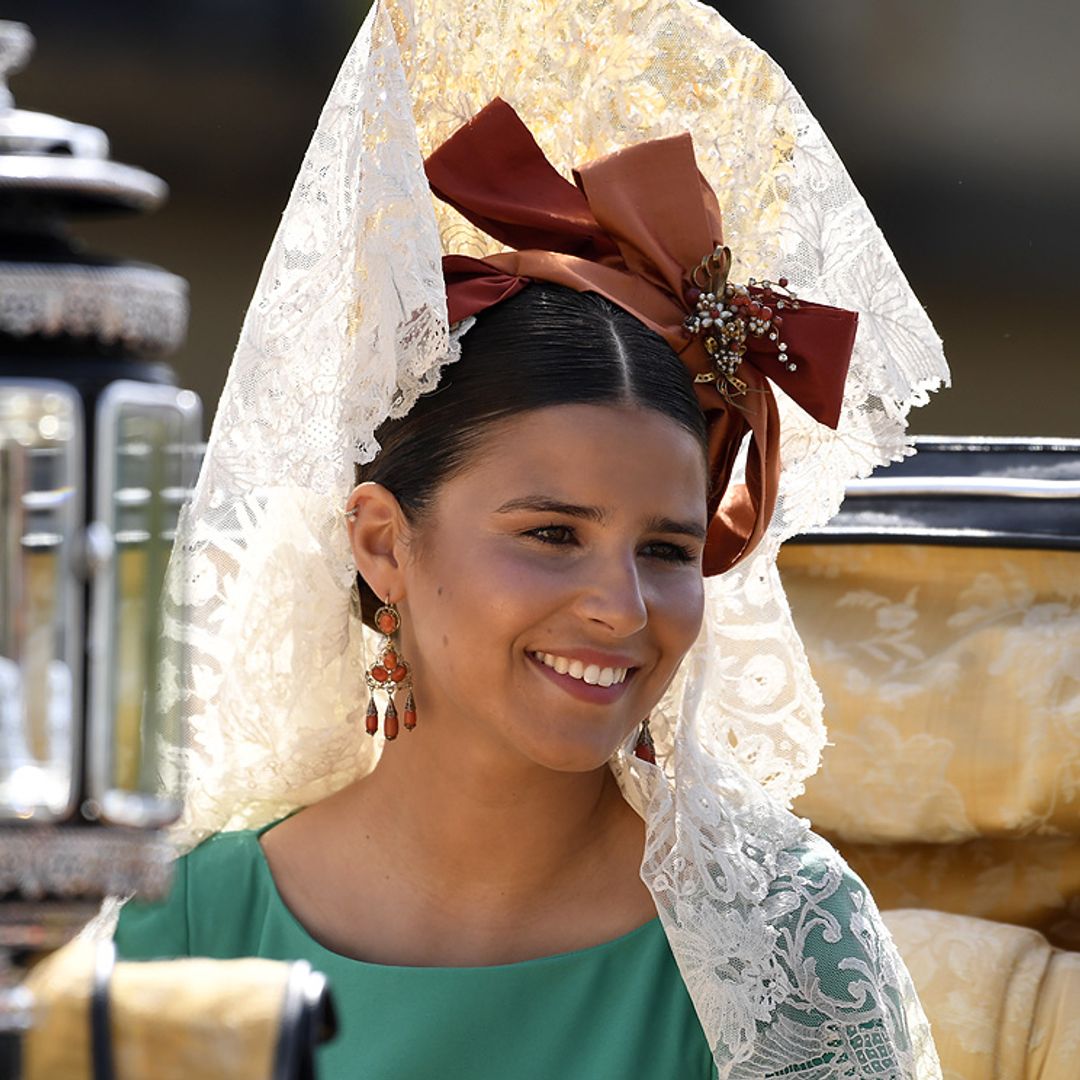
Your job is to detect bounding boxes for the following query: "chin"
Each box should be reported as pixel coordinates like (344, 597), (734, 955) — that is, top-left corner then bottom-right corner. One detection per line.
(520, 732), (627, 774)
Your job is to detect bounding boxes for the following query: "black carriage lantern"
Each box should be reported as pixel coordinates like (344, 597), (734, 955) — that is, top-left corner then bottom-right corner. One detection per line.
(0, 19), (203, 1066)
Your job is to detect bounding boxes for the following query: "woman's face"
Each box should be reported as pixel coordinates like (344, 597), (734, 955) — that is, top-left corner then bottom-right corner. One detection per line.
(376, 403), (708, 773)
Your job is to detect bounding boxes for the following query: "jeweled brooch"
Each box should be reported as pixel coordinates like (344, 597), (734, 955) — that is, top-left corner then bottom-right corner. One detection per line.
(683, 245), (801, 402)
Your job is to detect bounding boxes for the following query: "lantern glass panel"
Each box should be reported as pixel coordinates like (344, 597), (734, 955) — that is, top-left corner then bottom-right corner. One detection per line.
(90, 381), (200, 828)
(0, 381), (82, 822)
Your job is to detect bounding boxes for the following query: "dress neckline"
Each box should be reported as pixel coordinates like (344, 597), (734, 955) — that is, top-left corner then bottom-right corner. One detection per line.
(250, 815), (663, 973)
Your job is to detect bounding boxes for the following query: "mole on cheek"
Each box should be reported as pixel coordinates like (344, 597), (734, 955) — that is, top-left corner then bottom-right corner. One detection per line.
(442, 634), (449, 647)
(437, 586), (444, 596)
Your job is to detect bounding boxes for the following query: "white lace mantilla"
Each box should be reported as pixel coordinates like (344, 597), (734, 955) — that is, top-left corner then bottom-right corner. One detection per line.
(158, 2), (948, 1076)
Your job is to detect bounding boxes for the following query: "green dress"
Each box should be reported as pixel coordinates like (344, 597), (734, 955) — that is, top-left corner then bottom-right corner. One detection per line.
(114, 820), (718, 1079)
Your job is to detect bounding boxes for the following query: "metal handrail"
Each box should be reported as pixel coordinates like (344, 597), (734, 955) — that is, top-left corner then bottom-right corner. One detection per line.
(845, 477), (1080, 500)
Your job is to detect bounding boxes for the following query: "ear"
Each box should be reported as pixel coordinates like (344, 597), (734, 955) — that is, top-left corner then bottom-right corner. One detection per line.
(344, 482), (411, 602)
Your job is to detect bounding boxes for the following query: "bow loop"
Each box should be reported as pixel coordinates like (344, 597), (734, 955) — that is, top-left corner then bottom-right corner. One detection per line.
(573, 132), (725, 303)
(425, 100), (616, 260)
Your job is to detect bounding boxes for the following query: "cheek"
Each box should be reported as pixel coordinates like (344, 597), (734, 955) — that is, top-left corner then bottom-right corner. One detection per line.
(411, 540), (560, 656)
(646, 572), (705, 653)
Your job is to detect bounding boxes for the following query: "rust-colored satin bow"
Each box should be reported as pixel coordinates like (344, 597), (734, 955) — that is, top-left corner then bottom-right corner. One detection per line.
(425, 98), (857, 574)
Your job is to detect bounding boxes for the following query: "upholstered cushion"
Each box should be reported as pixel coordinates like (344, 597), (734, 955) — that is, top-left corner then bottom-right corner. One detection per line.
(836, 836), (1080, 951)
(781, 544), (1079, 844)
(885, 909), (1080, 1080)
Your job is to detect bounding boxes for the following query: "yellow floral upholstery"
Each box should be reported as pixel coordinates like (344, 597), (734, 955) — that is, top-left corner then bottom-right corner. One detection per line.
(782, 544), (1079, 846)
(780, 542), (1080, 1076)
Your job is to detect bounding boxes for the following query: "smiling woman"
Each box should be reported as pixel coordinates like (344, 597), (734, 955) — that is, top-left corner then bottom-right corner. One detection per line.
(111, 1), (949, 1076)
(340, 284), (711, 779)
(350, 402), (707, 773)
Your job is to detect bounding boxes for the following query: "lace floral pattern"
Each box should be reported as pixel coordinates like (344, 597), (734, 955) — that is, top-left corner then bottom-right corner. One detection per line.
(156, 1), (948, 1076)
(164, 2), (456, 840)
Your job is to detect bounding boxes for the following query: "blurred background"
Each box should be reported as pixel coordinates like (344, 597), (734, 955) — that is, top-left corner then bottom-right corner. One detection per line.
(5, 0), (1078, 440)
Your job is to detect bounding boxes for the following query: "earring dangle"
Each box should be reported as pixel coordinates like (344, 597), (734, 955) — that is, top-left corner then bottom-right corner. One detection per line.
(634, 718), (656, 764)
(362, 600), (417, 740)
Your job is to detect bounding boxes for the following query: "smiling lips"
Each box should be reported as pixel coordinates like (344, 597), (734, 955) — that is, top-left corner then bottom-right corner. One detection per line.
(529, 651), (632, 687)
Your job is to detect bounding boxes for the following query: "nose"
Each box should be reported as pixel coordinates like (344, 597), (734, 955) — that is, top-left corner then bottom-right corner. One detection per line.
(575, 550), (648, 637)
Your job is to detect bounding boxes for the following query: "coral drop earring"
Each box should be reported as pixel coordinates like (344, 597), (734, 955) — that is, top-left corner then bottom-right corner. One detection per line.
(634, 718), (656, 764)
(355, 598), (417, 740)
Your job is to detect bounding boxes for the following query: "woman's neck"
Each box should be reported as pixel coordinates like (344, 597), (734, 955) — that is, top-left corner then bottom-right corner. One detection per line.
(363, 731), (626, 900)
(262, 721), (654, 965)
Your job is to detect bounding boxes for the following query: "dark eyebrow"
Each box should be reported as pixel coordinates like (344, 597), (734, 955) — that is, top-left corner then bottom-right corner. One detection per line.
(645, 515), (708, 542)
(494, 497), (707, 542)
(494, 497), (606, 524)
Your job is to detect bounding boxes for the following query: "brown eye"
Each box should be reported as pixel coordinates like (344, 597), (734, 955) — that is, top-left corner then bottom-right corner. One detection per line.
(526, 525), (577, 545)
(641, 541), (696, 564)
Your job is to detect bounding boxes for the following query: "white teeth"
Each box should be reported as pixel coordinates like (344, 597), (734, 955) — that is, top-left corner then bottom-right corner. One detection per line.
(532, 653), (631, 686)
